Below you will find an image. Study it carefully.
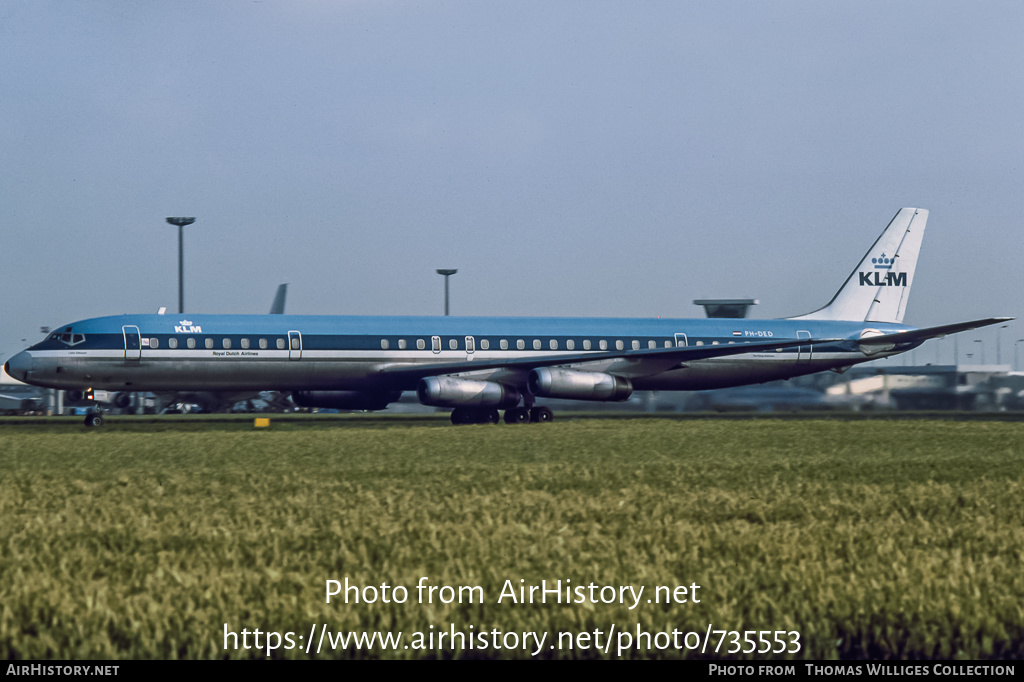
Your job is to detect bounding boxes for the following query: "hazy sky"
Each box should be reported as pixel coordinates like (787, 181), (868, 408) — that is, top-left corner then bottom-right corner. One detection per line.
(2, 1), (1022, 366)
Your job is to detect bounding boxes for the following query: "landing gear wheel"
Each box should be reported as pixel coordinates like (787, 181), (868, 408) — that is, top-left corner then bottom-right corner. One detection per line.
(530, 406), (553, 423)
(482, 409), (500, 424)
(504, 407), (530, 424)
(84, 414), (103, 428)
(451, 407), (472, 425)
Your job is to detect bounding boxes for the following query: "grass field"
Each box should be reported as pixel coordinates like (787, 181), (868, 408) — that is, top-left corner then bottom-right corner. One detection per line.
(1, 416), (1021, 659)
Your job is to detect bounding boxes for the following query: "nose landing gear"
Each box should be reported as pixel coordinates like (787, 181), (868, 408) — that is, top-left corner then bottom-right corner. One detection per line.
(84, 406), (104, 428)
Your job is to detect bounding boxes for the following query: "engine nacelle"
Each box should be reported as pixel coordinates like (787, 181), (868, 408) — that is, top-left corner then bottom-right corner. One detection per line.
(417, 377), (520, 408)
(528, 368), (633, 401)
(292, 390), (401, 411)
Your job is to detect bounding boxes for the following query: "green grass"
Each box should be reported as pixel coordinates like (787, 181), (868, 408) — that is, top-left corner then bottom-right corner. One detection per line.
(0, 418), (1021, 659)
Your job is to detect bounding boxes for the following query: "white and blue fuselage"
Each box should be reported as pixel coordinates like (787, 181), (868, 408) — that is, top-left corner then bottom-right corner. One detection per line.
(7, 313), (912, 394)
(5, 208), (1010, 424)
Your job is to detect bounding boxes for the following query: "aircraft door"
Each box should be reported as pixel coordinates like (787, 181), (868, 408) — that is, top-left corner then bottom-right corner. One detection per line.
(431, 336), (441, 354)
(673, 333), (688, 347)
(465, 336), (475, 360)
(288, 330), (302, 360)
(123, 325), (141, 360)
(797, 330), (812, 365)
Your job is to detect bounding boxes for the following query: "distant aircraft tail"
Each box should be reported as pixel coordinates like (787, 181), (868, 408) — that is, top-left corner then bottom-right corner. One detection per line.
(791, 207), (927, 323)
(269, 283), (288, 315)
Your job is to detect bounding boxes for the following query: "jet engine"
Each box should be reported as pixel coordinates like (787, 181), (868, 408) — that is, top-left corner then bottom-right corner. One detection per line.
(417, 377), (520, 408)
(528, 368), (633, 401)
(292, 390), (401, 411)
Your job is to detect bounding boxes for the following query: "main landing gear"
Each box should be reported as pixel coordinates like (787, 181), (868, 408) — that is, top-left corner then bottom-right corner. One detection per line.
(449, 405), (553, 425)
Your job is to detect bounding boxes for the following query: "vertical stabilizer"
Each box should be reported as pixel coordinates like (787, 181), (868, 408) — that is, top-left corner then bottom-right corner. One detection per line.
(791, 208), (927, 323)
(269, 284), (288, 315)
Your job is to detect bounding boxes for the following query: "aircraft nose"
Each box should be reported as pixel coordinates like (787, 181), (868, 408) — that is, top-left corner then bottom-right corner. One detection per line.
(4, 351), (33, 383)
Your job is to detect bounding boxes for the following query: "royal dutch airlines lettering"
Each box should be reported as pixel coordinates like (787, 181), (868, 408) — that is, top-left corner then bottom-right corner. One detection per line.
(5, 208), (1011, 426)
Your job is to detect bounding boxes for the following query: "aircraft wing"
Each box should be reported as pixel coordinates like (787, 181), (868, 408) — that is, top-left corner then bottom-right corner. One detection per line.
(857, 317), (1013, 349)
(377, 336), (819, 386)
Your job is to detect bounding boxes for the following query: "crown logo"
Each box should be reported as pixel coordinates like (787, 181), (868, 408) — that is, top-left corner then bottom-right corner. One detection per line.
(871, 254), (894, 270)
(179, 319), (193, 326)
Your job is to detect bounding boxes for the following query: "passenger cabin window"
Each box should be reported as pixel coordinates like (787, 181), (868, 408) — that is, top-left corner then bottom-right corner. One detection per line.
(223, 338), (232, 349)
(648, 340), (656, 349)
(277, 338), (286, 350)
(632, 340), (640, 350)
(290, 337), (300, 350)
(398, 339), (407, 350)
(169, 338), (178, 349)
(599, 340), (608, 350)
(583, 340), (592, 350)
(533, 339), (542, 350)
(500, 339), (508, 350)
(150, 338), (160, 349)
(449, 338), (458, 350)
(241, 338), (250, 349)
(549, 340), (558, 350)
(259, 338), (268, 349)
(480, 339), (489, 350)
(517, 339), (525, 350)
(187, 338), (196, 349)
(567, 340), (575, 350)
(381, 339), (389, 350)
(664, 340), (671, 348)
(616, 340), (624, 350)
(417, 339), (425, 350)
(206, 338), (214, 349)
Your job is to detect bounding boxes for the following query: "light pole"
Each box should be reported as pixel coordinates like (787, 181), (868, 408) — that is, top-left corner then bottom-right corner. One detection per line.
(166, 217), (196, 314)
(997, 325), (1008, 365)
(436, 269), (457, 316)
(973, 339), (984, 365)
(1016, 339), (1024, 371)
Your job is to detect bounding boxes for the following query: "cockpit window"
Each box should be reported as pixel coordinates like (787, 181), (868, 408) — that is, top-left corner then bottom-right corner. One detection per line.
(55, 328), (85, 346)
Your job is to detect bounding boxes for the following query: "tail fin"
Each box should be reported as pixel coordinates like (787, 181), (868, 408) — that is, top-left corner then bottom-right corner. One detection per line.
(791, 207), (927, 323)
(269, 283), (288, 315)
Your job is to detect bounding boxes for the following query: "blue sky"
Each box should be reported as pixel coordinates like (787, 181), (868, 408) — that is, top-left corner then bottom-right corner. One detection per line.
(2, 1), (1021, 366)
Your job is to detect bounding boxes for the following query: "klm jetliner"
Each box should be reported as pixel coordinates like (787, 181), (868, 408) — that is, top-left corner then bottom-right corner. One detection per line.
(5, 208), (1010, 426)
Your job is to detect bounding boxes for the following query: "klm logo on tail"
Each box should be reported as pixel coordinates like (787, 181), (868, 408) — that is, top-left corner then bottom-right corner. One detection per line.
(859, 254), (907, 287)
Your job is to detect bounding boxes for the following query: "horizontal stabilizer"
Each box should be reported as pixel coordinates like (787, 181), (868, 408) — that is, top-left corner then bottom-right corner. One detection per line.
(859, 317), (1013, 346)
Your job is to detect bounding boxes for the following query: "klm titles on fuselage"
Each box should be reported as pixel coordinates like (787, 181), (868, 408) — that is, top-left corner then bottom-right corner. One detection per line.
(174, 320), (203, 334)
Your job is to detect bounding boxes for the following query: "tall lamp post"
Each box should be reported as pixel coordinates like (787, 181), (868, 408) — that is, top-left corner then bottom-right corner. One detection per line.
(166, 217), (196, 314)
(436, 269), (457, 316)
(973, 339), (984, 365)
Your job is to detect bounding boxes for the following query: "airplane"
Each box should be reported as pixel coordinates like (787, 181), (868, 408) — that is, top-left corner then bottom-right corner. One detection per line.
(5, 208), (1011, 426)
